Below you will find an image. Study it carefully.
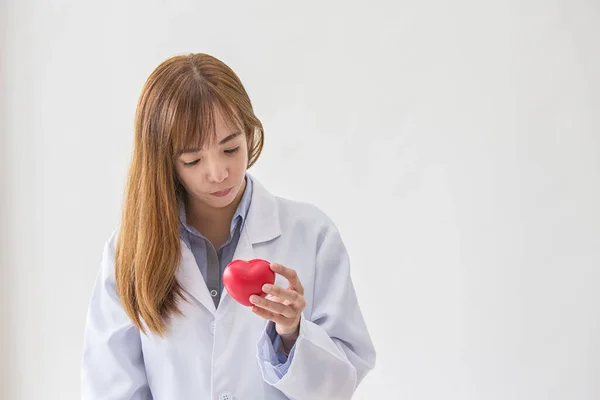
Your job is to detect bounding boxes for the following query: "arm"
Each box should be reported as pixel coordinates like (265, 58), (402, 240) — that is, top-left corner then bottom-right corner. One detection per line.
(256, 226), (377, 399)
(81, 230), (152, 400)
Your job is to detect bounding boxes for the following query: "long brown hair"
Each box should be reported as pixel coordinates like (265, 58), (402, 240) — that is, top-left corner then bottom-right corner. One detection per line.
(115, 53), (264, 336)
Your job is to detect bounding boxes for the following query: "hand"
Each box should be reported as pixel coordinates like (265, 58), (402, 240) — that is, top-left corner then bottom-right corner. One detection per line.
(250, 263), (306, 345)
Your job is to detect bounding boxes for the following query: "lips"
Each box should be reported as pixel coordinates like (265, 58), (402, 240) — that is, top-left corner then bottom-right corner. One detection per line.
(211, 187), (233, 196)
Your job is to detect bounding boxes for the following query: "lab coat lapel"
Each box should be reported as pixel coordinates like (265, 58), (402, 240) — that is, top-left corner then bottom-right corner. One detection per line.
(244, 174), (281, 244)
(217, 227), (256, 310)
(218, 174), (281, 309)
(176, 240), (217, 315)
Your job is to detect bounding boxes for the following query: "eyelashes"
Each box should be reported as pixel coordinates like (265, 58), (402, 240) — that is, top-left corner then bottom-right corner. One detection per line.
(183, 146), (240, 167)
(224, 147), (240, 155)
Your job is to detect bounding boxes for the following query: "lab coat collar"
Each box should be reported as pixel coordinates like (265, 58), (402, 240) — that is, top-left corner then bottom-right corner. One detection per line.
(243, 172), (281, 244)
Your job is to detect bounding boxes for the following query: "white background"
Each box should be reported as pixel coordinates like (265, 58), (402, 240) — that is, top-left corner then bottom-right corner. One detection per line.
(1, 1), (599, 399)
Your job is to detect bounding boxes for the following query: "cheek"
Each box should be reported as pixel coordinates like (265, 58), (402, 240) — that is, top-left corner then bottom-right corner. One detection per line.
(239, 147), (250, 169)
(175, 166), (193, 189)
(236, 159), (248, 177)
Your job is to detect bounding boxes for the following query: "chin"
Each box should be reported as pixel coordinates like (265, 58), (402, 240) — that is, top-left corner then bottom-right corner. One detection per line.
(210, 197), (235, 208)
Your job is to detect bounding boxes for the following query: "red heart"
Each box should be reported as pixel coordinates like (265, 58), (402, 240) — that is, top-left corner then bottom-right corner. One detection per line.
(223, 259), (275, 307)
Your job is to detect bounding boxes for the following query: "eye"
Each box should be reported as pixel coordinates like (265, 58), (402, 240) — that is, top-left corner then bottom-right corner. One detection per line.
(184, 159), (200, 167)
(225, 146), (240, 155)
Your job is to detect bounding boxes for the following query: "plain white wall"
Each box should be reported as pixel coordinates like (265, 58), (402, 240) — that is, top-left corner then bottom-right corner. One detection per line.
(1, 0), (9, 397)
(2, 0), (599, 399)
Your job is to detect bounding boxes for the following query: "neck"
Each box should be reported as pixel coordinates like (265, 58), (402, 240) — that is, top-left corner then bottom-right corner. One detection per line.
(185, 178), (247, 233)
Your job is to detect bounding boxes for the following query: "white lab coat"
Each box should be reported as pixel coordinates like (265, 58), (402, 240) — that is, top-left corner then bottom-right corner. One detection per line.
(81, 175), (376, 400)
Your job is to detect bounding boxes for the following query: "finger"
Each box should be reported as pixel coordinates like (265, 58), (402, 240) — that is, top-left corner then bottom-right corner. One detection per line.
(266, 294), (286, 303)
(271, 263), (305, 295)
(263, 289), (304, 315)
(251, 306), (288, 325)
(257, 297), (295, 318)
(250, 295), (296, 318)
(263, 284), (300, 303)
(266, 294), (292, 306)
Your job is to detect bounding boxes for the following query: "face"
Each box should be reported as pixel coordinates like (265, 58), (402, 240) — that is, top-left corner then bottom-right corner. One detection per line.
(174, 108), (249, 211)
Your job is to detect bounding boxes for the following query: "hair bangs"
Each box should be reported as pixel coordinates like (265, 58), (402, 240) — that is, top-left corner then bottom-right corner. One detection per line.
(170, 86), (246, 159)
(170, 84), (217, 158)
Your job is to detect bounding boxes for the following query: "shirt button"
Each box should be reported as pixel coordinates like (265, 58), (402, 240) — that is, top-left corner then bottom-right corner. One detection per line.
(219, 392), (233, 400)
(210, 289), (218, 297)
(209, 321), (215, 335)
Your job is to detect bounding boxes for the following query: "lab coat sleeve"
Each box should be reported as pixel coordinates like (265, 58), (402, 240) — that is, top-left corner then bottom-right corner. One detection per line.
(256, 225), (377, 400)
(81, 230), (152, 400)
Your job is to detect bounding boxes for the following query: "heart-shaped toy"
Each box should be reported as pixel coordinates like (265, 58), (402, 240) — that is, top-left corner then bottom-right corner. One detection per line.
(223, 259), (275, 306)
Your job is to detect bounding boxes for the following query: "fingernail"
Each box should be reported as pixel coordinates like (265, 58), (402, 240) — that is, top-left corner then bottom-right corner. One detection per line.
(249, 295), (257, 304)
(262, 284), (272, 292)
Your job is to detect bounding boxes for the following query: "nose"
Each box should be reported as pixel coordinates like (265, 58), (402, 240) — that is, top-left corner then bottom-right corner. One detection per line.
(205, 158), (228, 183)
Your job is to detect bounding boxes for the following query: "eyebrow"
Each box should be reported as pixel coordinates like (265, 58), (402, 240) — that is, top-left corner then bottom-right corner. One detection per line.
(177, 132), (242, 156)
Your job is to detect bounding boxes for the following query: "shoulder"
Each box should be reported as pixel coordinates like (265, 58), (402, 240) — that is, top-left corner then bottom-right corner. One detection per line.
(99, 226), (121, 272)
(249, 175), (341, 240)
(271, 196), (351, 272)
(274, 195), (331, 222)
(99, 227), (122, 278)
(273, 195), (340, 239)
(105, 225), (121, 253)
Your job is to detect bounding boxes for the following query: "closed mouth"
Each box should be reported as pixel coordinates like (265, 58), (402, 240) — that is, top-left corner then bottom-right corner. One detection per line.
(211, 187), (233, 196)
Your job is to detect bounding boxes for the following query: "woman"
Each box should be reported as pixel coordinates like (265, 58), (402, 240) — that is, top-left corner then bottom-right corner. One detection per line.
(81, 53), (376, 400)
